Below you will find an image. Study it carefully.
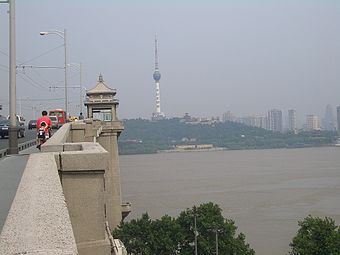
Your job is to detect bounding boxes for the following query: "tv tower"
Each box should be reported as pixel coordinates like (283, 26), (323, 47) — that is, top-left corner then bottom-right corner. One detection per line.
(152, 35), (165, 120)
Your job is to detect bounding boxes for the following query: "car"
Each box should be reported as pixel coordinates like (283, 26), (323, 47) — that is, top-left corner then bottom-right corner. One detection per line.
(0, 119), (25, 138)
(7, 114), (25, 125)
(28, 119), (37, 129)
(49, 116), (60, 129)
(68, 116), (78, 122)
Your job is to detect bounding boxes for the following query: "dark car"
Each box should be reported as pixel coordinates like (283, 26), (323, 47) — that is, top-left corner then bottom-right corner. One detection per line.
(0, 119), (25, 138)
(28, 119), (37, 129)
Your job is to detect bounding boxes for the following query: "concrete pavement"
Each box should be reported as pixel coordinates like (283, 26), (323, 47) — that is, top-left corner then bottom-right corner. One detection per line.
(0, 145), (39, 232)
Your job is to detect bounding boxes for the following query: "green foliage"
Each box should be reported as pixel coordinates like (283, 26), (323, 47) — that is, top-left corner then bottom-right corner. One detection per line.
(112, 213), (183, 254)
(177, 203), (254, 255)
(113, 202), (255, 255)
(289, 215), (340, 255)
(118, 118), (337, 155)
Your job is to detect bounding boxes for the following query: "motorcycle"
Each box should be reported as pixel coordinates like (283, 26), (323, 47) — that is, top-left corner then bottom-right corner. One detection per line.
(36, 123), (50, 151)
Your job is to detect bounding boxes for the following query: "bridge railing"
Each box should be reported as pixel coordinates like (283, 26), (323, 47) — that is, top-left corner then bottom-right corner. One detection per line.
(0, 121), (127, 255)
(0, 151), (78, 255)
(0, 139), (36, 159)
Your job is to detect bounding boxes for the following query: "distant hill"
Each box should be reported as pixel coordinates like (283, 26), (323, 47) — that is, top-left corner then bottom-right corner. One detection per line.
(118, 118), (337, 155)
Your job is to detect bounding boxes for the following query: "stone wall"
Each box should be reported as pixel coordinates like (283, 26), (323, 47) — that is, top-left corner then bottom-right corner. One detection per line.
(0, 120), (129, 255)
(0, 152), (78, 255)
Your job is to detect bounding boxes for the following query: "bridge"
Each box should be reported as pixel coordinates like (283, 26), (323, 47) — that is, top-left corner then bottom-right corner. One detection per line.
(0, 76), (131, 255)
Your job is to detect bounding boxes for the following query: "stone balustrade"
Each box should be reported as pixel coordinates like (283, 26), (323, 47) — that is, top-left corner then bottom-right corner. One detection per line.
(0, 120), (128, 255)
(0, 152), (78, 255)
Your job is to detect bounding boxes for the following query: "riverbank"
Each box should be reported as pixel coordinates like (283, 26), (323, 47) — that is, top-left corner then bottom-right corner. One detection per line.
(118, 119), (338, 155)
(158, 144), (225, 153)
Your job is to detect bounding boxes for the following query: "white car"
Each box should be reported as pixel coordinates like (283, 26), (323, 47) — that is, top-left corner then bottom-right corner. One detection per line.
(7, 114), (25, 125)
(49, 116), (60, 129)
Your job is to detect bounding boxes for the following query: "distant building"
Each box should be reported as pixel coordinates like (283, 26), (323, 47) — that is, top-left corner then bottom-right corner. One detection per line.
(288, 109), (297, 133)
(238, 115), (266, 129)
(306, 115), (320, 131)
(322, 104), (335, 131)
(337, 106), (340, 135)
(222, 111), (236, 122)
(183, 113), (191, 122)
(267, 109), (283, 132)
(251, 115), (267, 129)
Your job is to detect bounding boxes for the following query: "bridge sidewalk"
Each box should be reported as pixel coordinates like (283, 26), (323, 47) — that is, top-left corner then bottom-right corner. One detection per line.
(0, 145), (39, 232)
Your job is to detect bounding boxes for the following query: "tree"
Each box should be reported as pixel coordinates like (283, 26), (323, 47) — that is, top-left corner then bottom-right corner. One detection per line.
(113, 213), (183, 255)
(150, 215), (183, 254)
(289, 215), (340, 255)
(176, 202), (254, 255)
(112, 213), (153, 254)
(113, 203), (254, 255)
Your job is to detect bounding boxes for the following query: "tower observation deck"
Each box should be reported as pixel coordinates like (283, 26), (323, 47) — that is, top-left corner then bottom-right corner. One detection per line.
(152, 36), (165, 120)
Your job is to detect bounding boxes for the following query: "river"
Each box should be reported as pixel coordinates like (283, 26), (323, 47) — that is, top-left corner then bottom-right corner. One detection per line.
(119, 147), (340, 255)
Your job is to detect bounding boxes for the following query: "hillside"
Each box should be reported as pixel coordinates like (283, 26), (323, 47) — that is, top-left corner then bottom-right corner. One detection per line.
(118, 118), (337, 155)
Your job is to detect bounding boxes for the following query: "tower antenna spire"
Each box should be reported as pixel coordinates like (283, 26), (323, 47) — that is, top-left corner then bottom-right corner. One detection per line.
(152, 34), (165, 120)
(155, 35), (159, 70)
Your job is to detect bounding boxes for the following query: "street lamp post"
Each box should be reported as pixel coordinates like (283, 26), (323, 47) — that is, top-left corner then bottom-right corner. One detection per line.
(8, 0), (18, 154)
(215, 230), (219, 255)
(40, 29), (68, 116)
(79, 62), (83, 115)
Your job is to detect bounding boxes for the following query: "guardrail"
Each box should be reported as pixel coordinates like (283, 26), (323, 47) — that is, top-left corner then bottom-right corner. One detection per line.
(0, 148), (7, 159)
(0, 152), (78, 255)
(0, 120), (128, 254)
(0, 139), (36, 159)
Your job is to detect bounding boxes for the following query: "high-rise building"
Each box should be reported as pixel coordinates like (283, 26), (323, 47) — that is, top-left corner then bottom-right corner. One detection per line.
(306, 115), (320, 131)
(288, 109), (297, 133)
(238, 115), (267, 129)
(152, 36), (165, 120)
(267, 109), (283, 132)
(322, 104), (335, 131)
(222, 111), (236, 122)
(337, 106), (340, 135)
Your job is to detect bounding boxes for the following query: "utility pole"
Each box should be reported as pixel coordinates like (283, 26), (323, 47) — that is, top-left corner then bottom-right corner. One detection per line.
(215, 230), (219, 255)
(8, 0), (18, 154)
(19, 97), (21, 116)
(194, 214), (198, 255)
(64, 28), (68, 117)
(40, 29), (68, 116)
(79, 62), (83, 115)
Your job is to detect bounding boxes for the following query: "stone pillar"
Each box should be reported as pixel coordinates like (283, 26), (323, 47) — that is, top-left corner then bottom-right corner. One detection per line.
(58, 144), (112, 255)
(87, 105), (93, 118)
(98, 129), (122, 229)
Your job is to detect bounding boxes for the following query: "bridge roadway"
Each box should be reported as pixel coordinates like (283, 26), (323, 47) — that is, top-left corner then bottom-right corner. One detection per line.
(0, 133), (38, 232)
(0, 129), (36, 150)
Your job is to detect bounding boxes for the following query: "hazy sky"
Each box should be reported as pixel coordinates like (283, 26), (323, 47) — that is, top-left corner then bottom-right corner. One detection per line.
(0, 0), (340, 123)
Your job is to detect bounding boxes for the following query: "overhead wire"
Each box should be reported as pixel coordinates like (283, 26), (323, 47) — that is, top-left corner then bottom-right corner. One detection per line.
(31, 68), (57, 88)
(1, 45), (80, 109)
(0, 66), (8, 73)
(18, 73), (48, 90)
(19, 97), (64, 102)
(0, 63), (9, 70)
(0, 48), (9, 57)
(18, 44), (63, 65)
(4, 44), (64, 92)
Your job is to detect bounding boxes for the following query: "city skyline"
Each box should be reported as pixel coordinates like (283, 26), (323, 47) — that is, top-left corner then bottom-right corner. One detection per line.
(220, 105), (338, 131)
(0, 1), (340, 120)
